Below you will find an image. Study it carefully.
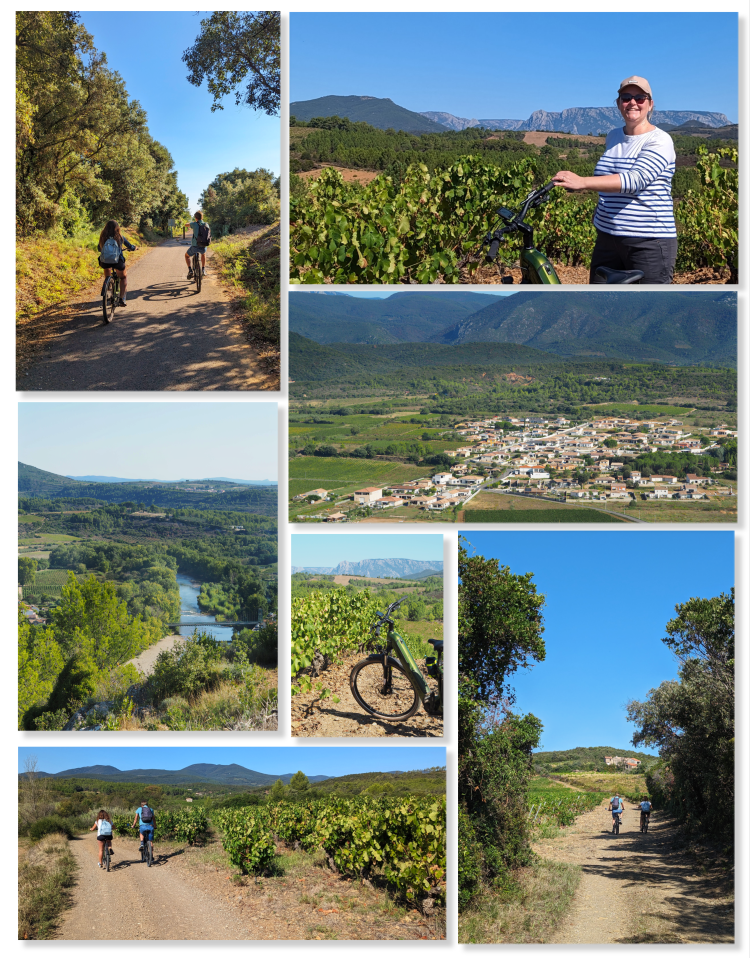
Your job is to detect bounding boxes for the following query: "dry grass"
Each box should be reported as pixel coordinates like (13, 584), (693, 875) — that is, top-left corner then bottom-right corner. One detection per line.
(459, 858), (581, 944)
(119, 672), (278, 731)
(18, 833), (77, 940)
(210, 223), (280, 382)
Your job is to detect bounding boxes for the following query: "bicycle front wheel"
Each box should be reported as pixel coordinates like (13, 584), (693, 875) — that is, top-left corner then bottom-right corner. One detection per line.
(102, 277), (116, 323)
(194, 255), (202, 292)
(350, 656), (419, 720)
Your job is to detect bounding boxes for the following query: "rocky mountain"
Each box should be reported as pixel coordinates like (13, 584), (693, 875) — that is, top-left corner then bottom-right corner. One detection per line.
(422, 106), (731, 135)
(290, 95), (446, 132)
(293, 559), (443, 578)
(24, 763), (330, 786)
(435, 290), (737, 365)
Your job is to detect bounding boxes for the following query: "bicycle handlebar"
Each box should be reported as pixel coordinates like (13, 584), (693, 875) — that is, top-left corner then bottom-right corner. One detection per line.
(370, 595), (410, 632)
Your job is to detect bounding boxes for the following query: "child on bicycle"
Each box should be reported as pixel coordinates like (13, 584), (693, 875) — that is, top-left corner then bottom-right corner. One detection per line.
(90, 810), (115, 868)
(98, 220), (137, 306)
(132, 801), (156, 863)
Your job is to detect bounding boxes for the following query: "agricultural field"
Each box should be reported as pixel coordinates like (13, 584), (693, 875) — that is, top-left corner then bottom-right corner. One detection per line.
(19, 534), (81, 546)
(463, 507), (626, 524)
(527, 779), (609, 829)
(555, 771), (649, 802)
(215, 796), (446, 903)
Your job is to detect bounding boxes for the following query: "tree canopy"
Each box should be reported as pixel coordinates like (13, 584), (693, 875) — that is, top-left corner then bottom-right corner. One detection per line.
(182, 12), (280, 116)
(16, 11), (188, 236)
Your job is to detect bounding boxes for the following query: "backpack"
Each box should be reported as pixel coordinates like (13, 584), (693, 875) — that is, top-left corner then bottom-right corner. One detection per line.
(99, 819), (112, 835)
(196, 222), (211, 247)
(140, 805), (154, 823)
(100, 236), (121, 265)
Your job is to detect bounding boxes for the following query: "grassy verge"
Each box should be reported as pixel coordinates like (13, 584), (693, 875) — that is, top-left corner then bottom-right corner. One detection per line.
(18, 833), (77, 940)
(210, 223), (280, 380)
(459, 858), (580, 944)
(119, 670), (278, 731)
(16, 226), (165, 371)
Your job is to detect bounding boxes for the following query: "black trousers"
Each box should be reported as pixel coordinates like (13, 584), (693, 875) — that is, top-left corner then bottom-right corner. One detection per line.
(590, 230), (677, 284)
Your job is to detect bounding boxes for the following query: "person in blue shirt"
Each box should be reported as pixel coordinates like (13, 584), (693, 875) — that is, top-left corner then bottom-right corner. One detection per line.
(639, 797), (653, 829)
(132, 801), (157, 864)
(609, 793), (624, 827)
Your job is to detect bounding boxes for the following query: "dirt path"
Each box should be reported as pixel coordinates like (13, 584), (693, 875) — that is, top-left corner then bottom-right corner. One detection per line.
(535, 803), (734, 943)
(58, 835), (443, 941)
(292, 649), (443, 738)
(58, 835), (251, 940)
(20, 239), (274, 391)
(126, 635), (184, 676)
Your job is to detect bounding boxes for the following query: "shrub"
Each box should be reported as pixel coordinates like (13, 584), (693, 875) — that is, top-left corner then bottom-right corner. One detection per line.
(149, 632), (224, 702)
(234, 620), (277, 665)
(29, 817), (74, 841)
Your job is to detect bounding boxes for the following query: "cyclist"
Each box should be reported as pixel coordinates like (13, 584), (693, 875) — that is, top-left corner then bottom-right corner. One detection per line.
(132, 800), (156, 865)
(609, 792), (625, 829)
(89, 809), (115, 868)
(98, 220), (137, 306)
(184, 211), (210, 280)
(639, 796), (653, 830)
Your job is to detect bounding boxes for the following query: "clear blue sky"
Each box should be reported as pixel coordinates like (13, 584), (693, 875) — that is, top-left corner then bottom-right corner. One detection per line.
(18, 402), (278, 482)
(18, 747), (445, 777)
(291, 13), (738, 122)
(463, 531), (734, 754)
(80, 12), (280, 211)
(292, 533), (443, 567)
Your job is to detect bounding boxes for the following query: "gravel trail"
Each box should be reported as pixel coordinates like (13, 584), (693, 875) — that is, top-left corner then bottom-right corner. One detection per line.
(126, 634), (185, 676)
(20, 240), (274, 391)
(535, 803), (733, 943)
(58, 835), (251, 940)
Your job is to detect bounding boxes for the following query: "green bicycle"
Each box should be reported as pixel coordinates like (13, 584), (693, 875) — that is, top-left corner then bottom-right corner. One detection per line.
(349, 597), (443, 721)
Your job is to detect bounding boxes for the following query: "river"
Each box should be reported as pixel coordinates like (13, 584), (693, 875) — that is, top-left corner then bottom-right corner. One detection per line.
(176, 573), (235, 642)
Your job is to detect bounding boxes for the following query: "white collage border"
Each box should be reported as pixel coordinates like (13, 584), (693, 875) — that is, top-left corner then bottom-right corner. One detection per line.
(5, 1), (749, 954)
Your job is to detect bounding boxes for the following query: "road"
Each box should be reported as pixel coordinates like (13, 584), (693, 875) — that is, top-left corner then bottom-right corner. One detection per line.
(20, 239), (274, 391)
(58, 835), (250, 940)
(535, 803), (734, 943)
(126, 634), (185, 676)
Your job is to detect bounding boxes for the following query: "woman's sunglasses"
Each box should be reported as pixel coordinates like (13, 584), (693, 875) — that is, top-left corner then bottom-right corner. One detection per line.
(619, 93), (650, 104)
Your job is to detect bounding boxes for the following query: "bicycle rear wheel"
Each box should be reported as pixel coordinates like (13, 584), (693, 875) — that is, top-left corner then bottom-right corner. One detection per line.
(102, 276), (116, 323)
(194, 254), (202, 292)
(104, 844), (110, 872)
(147, 840), (153, 867)
(350, 656), (419, 720)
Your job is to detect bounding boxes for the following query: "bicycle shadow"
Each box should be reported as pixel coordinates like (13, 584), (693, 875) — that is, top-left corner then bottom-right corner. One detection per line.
(139, 281), (204, 302)
(298, 702), (443, 738)
(109, 846), (185, 870)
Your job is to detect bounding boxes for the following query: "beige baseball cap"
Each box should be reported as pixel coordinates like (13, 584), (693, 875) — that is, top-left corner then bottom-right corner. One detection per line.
(618, 76), (652, 98)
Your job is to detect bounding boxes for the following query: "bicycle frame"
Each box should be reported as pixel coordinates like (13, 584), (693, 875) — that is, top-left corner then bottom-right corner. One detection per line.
(374, 604), (443, 715)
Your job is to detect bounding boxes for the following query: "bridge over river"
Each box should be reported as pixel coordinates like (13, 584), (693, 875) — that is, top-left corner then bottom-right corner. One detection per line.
(168, 620), (260, 630)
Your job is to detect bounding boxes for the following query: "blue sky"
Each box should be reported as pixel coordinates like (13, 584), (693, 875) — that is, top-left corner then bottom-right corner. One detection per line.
(18, 402), (278, 482)
(462, 531), (734, 754)
(291, 13), (738, 122)
(80, 12), (279, 210)
(18, 747), (445, 777)
(292, 533), (443, 567)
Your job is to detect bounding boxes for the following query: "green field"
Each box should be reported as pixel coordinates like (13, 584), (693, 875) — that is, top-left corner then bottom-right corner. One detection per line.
(18, 534), (81, 545)
(586, 403), (692, 417)
(463, 508), (626, 524)
(289, 456), (433, 518)
(18, 514), (42, 524)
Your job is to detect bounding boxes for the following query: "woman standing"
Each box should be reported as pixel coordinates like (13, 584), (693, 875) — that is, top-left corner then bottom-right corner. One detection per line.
(552, 76), (677, 284)
(89, 810), (115, 868)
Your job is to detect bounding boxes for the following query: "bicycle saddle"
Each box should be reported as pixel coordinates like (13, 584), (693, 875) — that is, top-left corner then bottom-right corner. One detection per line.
(593, 266), (644, 284)
(428, 639), (444, 651)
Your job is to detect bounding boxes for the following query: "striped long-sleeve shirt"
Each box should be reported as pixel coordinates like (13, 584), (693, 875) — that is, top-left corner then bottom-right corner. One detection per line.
(592, 127), (676, 237)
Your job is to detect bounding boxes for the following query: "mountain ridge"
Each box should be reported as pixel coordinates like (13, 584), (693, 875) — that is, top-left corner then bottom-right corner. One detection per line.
(21, 763), (331, 786)
(292, 558), (443, 578)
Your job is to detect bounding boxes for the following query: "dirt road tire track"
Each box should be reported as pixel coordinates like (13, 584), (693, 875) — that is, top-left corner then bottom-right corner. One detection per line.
(20, 240), (274, 391)
(535, 804), (733, 943)
(58, 836), (250, 940)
